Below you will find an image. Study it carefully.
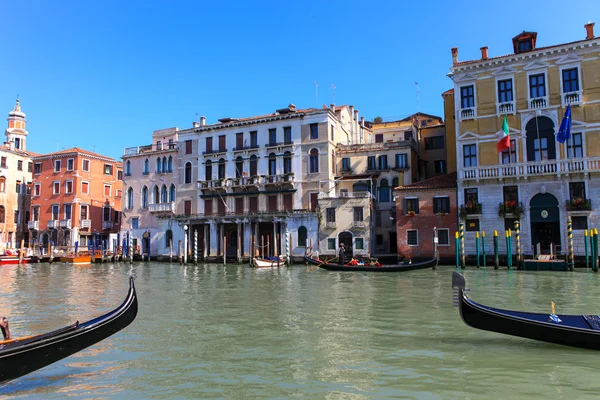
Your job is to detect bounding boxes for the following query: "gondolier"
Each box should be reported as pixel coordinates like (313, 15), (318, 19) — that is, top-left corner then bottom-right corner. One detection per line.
(338, 243), (345, 266)
(0, 317), (11, 340)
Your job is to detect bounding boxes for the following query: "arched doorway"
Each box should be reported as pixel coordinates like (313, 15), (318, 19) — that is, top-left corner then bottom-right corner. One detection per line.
(530, 193), (560, 255)
(526, 116), (555, 162)
(338, 231), (353, 258)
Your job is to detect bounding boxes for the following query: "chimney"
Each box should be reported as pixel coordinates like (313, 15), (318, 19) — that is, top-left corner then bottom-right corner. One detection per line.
(330, 104), (336, 113)
(349, 105), (354, 117)
(360, 116), (365, 126)
(585, 21), (595, 40)
(354, 109), (359, 120)
(193, 121), (200, 128)
(480, 46), (488, 60)
(451, 47), (459, 65)
(200, 116), (206, 126)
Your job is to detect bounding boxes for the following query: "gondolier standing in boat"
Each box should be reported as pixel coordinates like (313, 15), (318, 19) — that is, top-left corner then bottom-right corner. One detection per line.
(0, 317), (11, 340)
(338, 243), (346, 266)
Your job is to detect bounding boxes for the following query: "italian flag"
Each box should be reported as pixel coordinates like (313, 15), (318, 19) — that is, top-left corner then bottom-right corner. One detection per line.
(497, 116), (510, 152)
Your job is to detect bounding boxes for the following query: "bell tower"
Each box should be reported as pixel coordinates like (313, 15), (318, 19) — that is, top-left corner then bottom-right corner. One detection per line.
(6, 98), (28, 151)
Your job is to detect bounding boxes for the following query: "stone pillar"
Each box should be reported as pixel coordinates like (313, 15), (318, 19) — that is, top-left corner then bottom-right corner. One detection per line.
(236, 221), (242, 262)
(219, 223), (224, 257)
(254, 222), (259, 257)
(273, 222), (278, 256)
(203, 224), (208, 258)
(209, 222), (218, 256)
(243, 221), (251, 257)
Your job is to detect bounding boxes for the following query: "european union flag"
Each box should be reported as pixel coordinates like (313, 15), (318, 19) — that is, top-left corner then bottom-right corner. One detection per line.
(556, 105), (572, 143)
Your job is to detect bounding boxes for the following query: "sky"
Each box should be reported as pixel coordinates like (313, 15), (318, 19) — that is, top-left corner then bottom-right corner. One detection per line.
(1, 0), (598, 160)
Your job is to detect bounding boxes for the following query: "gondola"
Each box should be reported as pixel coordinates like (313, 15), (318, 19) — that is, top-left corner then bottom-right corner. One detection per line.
(452, 272), (600, 350)
(0, 276), (138, 383)
(304, 255), (438, 272)
(252, 256), (286, 268)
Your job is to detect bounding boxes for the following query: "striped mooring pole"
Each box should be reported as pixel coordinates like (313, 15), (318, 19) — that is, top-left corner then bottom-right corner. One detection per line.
(567, 216), (574, 271)
(584, 229), (590, 269)
(194, 229), (198, 265)
(459, 223), (465, 268)
(493, 230), (499, 270)
(594, 228), (599, 272)
(455, 231), (460, 268)
(482, 231), (486, 267)
(506, 230), (512, 269)
(475, 232), (480, 268)
(514, 221), (521, 270)
(129, 233), (133, 264)
(285, 230), (290, 266)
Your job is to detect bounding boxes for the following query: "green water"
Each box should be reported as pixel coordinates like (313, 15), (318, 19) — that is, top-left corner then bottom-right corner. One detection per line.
(1, 263), (600, 399)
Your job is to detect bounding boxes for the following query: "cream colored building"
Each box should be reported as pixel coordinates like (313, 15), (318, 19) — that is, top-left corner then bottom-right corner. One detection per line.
(449, 22), (600, 257)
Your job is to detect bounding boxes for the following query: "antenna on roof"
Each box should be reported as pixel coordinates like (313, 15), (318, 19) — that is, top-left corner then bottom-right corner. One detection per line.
(331, 84), (336, 104)
(313, 81), (319, 107)
(415, 82), (420, 115)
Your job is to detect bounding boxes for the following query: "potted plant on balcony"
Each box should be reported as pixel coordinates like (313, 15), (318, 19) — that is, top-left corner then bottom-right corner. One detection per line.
(459, 201), (482, 219)
(498, 200), (525, 217)
(407, 210), (416, 217)
(567, 197), (591, 211)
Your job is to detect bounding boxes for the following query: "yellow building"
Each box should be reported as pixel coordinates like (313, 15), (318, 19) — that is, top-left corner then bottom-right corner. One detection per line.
(449, 22), (600, 258)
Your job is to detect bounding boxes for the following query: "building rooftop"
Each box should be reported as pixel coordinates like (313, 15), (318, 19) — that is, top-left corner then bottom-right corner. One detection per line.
(396, 172), (457, 191)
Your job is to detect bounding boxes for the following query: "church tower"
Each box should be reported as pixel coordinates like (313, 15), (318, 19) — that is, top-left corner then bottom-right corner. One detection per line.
(6, 98), (28, 151)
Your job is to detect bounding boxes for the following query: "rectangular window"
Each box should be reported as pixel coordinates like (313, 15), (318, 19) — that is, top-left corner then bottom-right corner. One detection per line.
(353, 207), (363, 222)
(17, 160), (22, 171)
(117, 170), (123, 180)
(80, 204), (88, 220)
(367, 156), (376, 170)
(14, 210), (19, 224)
(132, 217), (139, 229)
(395, 153), (408, 168)
(434, 160), (446, 174)
(34, 183), (41, 196)
(342, 158), (351, 171)
(378, 155), (388, 170)
(236, 132), (243, 149)
(310, 193), (318, 212)
(533, 137), (548, 161)
(235, 197), (244, 214)
(562, 68), (579, 93)
(572, 216), (588, 230)
(529, 73), (546, 98)
(433, 197), (450, 214)
(184, 200), (192, 216)
(114, 211), (120, 224)
(81, 181), (89, 194)
(327, 238), (336, 250)
(284, 126), (292, 144)
(218, 135), (226, 152)
(463, 144), (477, 167)
(268, 195), (278, 211)
(310, 123), (318, 140)
(52, 205), (59, 220)
(104, 185), (111, 197)
(28, 162), (33, 172)
(33, 206), (40, 221)
(103, 207), (111, 221)
(438, 229), (450, 245)
(355, 238), (364, 250)
(65, 180), (73, 193)
(206, 137), (213, 152)
(82, 159), (90, 171)
(218, 199), (226, 214)
(466, 218), (480, 232)
(53, 181), (60, 195)
(405, 198), (419, 214)
(566, 133), (583, 158)
(283, 194), (293, 211)
(64, 204), (72, 220)
(249, 197), (258, 212)
(268, 128), (277, 146)
(54, 159), (61, 172)
(503, 186), (518, 203)
(497, 79), (513, 103)
(104, 164), (113, 175)
(204, 199), (213, 215)
(15, 180), (20, 194)
(326, 208), (336, 223)
(407, 230), (418, 246)
(464, 188), (479, 205)
(404, 130), (413, 141)
(569, 182), (586, 200)
(250, 131), (258, 147)
(376, 234), (383, 246)
(116, 189), (122, 197)
(501, 139), (517, 164)
(375, 211), (381, 227)
(375, 134), (384, 143)
(67, 158), (74, 171)
(425, 136), (444, 150)
(34, 163), (41, 174)
(460, 85), (474, 108)
(185, 140), (193, 154)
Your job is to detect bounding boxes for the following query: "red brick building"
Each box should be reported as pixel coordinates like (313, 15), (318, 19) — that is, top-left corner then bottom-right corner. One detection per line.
(395, 172), (457, 262)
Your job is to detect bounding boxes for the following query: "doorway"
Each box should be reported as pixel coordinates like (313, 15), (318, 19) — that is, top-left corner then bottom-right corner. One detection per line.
(389, 232), (397, 254)
(338, 231), (354, 258)
(529, 193), (560, 256)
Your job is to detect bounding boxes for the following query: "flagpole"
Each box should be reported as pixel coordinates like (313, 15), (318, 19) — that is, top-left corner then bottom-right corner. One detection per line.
(534, 110), (542, 161)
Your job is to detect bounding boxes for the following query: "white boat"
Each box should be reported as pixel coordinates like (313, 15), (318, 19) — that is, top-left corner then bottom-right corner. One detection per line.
(252, 257), (286, 268)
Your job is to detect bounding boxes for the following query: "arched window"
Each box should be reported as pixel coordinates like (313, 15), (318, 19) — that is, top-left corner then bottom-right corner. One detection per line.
(309, 149), (319, 173)
(283, 151), (292, 174)
(162, 157), (167, 172)
(168, 156), (173, 173)
(169, 184), (176, 202)
(144, 159), (149, 174)
(392, 177), (399, 202)
(153, 185), (160, 203)
(156, 141), (162, 150)
(298, 226), (307, 247)
(249, 155), (258, 176)
(0, 177), (5, 193)
(165, 229), (173, 247)
(235, 156), (244, 178)
(142, 186), (149, 208)
(127, 187), (134, 209)
(125, 160), (131, 175)
(218, 158), (225, 180)
(378, 178), (390, 202)
(161, 185), (167, 203)
(205, 160), (212, 181)
(268, 153), (277, 176)
(0, 206), (5, 223)
(185, 162), (192, 184)
(156, 157), (162, 173)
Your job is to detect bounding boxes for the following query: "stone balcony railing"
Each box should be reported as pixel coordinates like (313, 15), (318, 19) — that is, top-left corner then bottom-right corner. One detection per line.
(459, 107), (476, 121)
(353, 220), (365, 228)
(60, 219), (72, 229)
(528, 96), (548, 110)
(319, 191), (373, 200)
(80, 219), (91, 229)
(562, 90), (583, 107)
(102, 221), (114, 230)
(149, 202), (176, 213)
(47, 220), (59, 229)
(28, 220), (39, 230)
(459, 157), (600, 181)
(123, 143), (178, 156)
(497, 101), (515, 115)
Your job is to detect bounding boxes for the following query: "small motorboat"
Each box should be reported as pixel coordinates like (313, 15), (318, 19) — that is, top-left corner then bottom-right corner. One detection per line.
(252, 256), (286, 268)
(0, 249), (38, 265)
(304, 255), (438, 272)
(0, 277), (138, 383)
(452, 271), (600, 350)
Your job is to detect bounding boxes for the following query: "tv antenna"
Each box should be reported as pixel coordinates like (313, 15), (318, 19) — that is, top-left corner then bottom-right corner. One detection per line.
(415, 82), (420, 114)
(313, 81), (319, 107)
(331, 84), (336, 104)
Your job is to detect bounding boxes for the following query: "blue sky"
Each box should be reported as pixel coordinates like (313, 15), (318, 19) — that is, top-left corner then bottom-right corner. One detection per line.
(1, 0), (598, 159)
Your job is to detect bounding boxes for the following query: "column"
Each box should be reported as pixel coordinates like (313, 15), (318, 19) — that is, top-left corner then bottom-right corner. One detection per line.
(236, 221), (242, 261)
(209, 222), (218, 256)
(203, 224), (208, 258)
(273, 222), (278, 256)
(219, 223), (224, 257)
(243, 221), (252, 257)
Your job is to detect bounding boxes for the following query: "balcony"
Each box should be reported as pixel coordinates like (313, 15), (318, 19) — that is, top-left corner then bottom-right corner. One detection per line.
(149, 202), (176, 213)
(499, 201), (525, 217)
(264, 141), (294, 149)
(202, 148), (227, 156)
(102, 221), (114, 230)
(459, 107), (476, 121)
(47, 220), (59, 229)
(497, 101), (515, 115)
(28, 220), (39, 230)
(263, 173), (296, 186)
(528, 96), (548, 110)
(325, 222), (336, 229)
(392, 164), (410, 171)
(562, 91), (582, 107)
(319, 191), (373, 200)
(80, 219), (91, 229)
(60, 219), (72, 229)
(459, 203), (482, 219)
(460, 157), (600, 181)
(233, 144), (260, 152)
(566, 198), (591, 211)
(198, 179), (226, 189)
(353, 220), (365, 228)
(123, 143), (178, 156)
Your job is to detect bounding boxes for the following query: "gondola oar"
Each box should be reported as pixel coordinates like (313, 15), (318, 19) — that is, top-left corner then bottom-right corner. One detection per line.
(308, 257), (334, 272)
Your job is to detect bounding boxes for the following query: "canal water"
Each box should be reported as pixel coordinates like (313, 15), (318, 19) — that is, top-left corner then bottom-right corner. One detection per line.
(1, 263), (600, 399)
